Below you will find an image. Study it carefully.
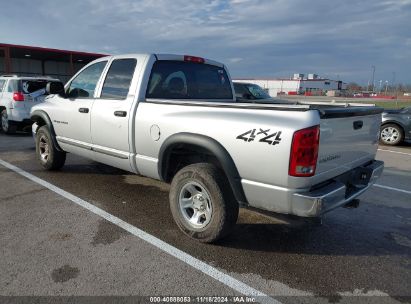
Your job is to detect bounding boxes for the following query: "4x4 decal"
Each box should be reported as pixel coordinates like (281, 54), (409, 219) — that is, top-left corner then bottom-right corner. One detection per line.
(236, 128), (282, 145)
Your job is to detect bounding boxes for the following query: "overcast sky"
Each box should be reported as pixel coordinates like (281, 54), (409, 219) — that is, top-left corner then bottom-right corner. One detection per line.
(1, 0), (410, 84)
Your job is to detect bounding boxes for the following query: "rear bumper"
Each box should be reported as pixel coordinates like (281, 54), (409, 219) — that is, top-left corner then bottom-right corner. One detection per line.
(291, 160), (384, 217)
(9, 108), (31, 122)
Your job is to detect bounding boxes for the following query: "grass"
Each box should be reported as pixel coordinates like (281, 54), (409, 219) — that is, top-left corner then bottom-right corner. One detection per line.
(283, 96), (411, 109)
(361, 100), (411, 109)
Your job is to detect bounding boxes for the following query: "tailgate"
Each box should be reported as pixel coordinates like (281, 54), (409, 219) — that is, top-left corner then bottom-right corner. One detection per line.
(316, 107), (382, 178)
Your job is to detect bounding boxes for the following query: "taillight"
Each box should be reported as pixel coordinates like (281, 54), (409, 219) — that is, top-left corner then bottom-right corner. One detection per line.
(289, 125), (320, 177)
(184, 55), (205, 63)
(13, 92), (25, 102)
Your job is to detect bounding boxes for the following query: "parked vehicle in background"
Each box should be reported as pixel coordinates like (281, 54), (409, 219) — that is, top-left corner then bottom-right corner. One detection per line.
(0, 75), (62, 134)
(233, 81), (295, 104)
(31, 54), (384, 243)
(380, 106), (411, 145)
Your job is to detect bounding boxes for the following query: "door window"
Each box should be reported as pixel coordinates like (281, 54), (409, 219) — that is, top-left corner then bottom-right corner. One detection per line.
(67, 61), (107, 99)
(0, 80), (5, 92)
(7, 80), (18, 92)
(100, 59), (137, 99)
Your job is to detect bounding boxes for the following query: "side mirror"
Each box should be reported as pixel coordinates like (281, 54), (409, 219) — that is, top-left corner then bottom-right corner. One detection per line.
(46, 82), (65, 96)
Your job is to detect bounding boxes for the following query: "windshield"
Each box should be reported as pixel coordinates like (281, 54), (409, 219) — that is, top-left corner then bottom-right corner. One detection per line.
(146, 61), (233, 100)
(246, 84), (271, 99)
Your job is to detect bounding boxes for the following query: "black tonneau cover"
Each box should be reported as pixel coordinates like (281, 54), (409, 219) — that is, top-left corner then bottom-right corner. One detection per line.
(310, 105), (384, 119)
(145, 99), (383, 118)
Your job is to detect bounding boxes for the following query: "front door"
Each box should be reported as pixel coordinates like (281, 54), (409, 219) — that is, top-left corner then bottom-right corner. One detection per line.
(51, 60), (108, 157)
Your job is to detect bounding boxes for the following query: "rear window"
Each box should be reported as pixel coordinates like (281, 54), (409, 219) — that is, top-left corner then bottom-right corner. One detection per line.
(146, 61), (233, 100)
(21, 80), (48, 94)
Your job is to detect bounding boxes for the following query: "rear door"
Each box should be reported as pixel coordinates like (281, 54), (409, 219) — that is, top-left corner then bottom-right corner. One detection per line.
(90, 57), (139, 171)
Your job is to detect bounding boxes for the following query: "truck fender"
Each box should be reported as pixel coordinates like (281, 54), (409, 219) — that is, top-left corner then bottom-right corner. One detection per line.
(158, 132), (247, 205)
(30, 110), (63, 151)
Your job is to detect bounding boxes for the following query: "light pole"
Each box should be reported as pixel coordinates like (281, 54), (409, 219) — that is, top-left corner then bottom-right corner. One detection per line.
(371, 65), (376, 92)
(385, 80), (388, 95)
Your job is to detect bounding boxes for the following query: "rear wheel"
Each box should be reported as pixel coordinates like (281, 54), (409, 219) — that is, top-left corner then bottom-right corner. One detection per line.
(380, 124), (403, 146)
(1, 110), (17, 134)
(36, 125), (66, 170)
(169, 163), (238, 243)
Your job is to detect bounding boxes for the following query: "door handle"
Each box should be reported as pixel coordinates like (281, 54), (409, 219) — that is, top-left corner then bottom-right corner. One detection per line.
(353, 120), (363, 130)
(114, 111), (127, 117)
(79, 108), (89, 113)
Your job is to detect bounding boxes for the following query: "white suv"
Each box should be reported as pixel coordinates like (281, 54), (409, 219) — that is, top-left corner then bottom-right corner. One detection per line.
(0, 75), (61, 134)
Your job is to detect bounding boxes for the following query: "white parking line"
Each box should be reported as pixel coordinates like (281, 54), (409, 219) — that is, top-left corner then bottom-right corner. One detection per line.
(0, 158), (279, 304)
(374, 184), (411, 195)
(377, 149), (411, 156)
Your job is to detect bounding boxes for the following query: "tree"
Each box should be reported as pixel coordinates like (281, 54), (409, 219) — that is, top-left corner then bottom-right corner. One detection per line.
(346, 82), (363, 92)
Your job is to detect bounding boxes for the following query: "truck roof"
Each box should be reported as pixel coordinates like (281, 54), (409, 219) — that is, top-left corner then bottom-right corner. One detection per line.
(99, 53), (225, 68)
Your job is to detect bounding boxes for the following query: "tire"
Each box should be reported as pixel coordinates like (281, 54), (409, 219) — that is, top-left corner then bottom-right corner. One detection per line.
(380, 123), (404, 146)
(169, 163), (239, 243)
(35, 125), (66, 170)
(1, 109), (17, 134)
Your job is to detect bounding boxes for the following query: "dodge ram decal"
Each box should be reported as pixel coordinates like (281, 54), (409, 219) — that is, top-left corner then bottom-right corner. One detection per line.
(236, 128), (282, 145)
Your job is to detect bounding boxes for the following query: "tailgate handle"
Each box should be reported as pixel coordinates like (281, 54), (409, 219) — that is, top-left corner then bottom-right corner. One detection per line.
(353, 120), (363, 130)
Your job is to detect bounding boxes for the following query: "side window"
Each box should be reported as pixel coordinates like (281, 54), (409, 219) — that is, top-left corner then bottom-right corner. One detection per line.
(0, 80), (5, 93)
(234, 83), (247, 98)
(7, 80), (19, 93)
(67, 61), (107, 99)
(100, 59), (137, 99)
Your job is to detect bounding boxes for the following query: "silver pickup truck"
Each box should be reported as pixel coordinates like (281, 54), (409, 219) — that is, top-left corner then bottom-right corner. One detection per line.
(31, 54), (384, 242)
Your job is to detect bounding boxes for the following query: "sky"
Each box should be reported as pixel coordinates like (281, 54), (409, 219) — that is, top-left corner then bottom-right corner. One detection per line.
(1, 0), (410, 85)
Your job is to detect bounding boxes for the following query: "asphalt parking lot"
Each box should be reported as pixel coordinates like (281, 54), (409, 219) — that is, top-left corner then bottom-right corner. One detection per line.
(0, 132), (410, 304)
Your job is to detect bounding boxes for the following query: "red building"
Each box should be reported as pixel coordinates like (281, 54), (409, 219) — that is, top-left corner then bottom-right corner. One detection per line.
(0, 43), (106, 83)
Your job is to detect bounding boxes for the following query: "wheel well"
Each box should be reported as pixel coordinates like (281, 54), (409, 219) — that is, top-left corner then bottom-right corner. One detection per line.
(31, 116), (46, 132)
(162, 144), (222, 183)
(30, 110), (63, 151)
(0, 106), (5, 112)
(381, 122), (404, 134)
(159, 133), (247, 205)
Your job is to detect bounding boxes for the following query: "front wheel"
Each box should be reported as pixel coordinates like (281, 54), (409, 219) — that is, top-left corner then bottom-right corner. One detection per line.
(169, 163), (239, 243)
(380, 124), (403, 146)
(36, 126), (66, 170)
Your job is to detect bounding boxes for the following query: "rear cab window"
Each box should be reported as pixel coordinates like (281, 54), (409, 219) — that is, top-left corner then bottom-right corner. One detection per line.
(146, 61), (233, 100)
